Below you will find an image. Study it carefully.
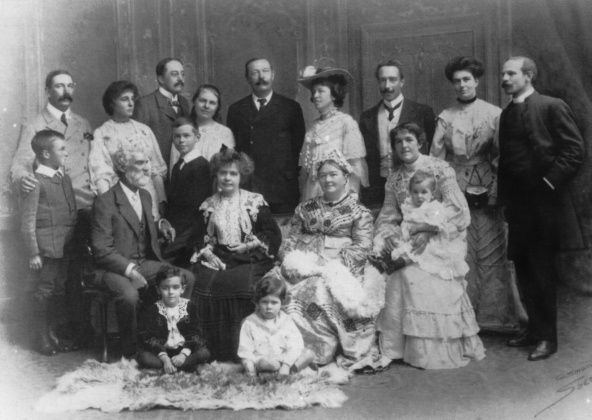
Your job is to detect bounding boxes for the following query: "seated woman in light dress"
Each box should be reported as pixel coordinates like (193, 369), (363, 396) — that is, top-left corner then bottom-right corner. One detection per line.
(189, 148), (281, 362)
(169, 84), (235, 172)
(297, 66), (369, 201)
(374, 122), (485, 370)
(271, 150), (385, 371)
(89, 80), (167, 219)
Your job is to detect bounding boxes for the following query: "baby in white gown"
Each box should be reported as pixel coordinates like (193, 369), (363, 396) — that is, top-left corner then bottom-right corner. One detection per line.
(371, 170), (469, 280)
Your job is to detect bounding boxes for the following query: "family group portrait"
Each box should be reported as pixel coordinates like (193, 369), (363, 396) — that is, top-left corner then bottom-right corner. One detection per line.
(0, 0), (591, 419)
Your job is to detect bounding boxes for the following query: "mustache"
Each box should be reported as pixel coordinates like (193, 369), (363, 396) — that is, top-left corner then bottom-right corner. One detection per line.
(59, 93), (74, 102)
(255, 79), (269, 86)
(174, 81), (184, 87)
(380, 88), (395, 93)
(501, 82), (511, 87)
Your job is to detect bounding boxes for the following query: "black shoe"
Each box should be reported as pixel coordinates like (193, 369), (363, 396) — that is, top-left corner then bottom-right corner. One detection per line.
(528, 341), (557, 361)
(507, 332), (538, 347)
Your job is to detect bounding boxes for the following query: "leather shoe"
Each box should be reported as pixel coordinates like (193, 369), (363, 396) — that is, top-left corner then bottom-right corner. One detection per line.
(528, 341), (557, 361)
(507, 332), (538, 347)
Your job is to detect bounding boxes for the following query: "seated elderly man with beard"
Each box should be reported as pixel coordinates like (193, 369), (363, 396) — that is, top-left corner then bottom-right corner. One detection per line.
(90, 142), (195, 360)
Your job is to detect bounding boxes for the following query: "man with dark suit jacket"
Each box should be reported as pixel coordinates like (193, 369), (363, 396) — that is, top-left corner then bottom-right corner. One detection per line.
(227, 57), (305, 214)
(359, 59), (435, 206)
(133, 58), (191, 167)
(498, 57), (584, 361)
(91, 145), (194, 359)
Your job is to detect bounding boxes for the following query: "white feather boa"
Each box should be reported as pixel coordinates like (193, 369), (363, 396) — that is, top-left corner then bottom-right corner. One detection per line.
(281, 251), (386, 318)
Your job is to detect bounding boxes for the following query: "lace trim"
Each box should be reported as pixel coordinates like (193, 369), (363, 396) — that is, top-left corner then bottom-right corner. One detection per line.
(156, 298), (189, 321)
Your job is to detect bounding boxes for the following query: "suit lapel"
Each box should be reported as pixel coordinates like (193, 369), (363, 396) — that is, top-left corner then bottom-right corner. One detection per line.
(114, 183), (141, 236)
(237, 96), (258, 122)
(179, 96), (191, 117)
(65, 113), (83, 140)
(42, 108), (65, 133)
(398, 99), (417, 125)
(155, 90), (179, 121)
(364, 102), (382, 137)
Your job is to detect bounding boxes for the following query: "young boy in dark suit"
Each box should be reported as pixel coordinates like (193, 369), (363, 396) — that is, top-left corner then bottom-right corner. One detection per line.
(162, 117), (212, 267)
(20, 129), (78, 355)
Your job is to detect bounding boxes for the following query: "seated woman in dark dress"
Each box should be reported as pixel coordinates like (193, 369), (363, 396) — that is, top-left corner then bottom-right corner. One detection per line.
(190, 148), (281, 361)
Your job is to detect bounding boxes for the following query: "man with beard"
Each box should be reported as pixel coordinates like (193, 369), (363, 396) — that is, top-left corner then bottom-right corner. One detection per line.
(227, 57), (305, 214)
(10, 69), (94, 351)
(133, 58), (191, 167)
(359, 59), (435, 205)
(90, 144), (195, 359)
(498, 56), (584, 361)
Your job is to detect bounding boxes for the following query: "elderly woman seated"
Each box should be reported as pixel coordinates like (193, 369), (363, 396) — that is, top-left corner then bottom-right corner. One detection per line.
(190, 148), (281, 362)
(270, 150), (385, 371)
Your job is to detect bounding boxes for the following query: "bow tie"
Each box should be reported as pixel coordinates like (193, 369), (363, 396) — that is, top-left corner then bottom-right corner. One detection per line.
(384, 101), (402, 121)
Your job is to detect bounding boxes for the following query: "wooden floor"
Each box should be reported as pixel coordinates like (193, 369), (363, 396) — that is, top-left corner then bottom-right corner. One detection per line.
(1, 284), (591, 420)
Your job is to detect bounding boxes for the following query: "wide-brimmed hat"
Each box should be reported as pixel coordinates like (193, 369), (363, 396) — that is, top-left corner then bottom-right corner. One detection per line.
(297, 66), (355, 91)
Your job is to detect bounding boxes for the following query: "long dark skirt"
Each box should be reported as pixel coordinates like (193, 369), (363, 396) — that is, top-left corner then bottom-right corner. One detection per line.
(192, 246), (274, 362)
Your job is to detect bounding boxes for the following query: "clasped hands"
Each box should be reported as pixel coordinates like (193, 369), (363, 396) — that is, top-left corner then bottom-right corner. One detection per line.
(161, 353), (187, 374)
(382, 229), (436, 257)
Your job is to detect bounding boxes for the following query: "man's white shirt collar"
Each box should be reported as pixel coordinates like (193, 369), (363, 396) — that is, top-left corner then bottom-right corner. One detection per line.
(120, 181), (140, 202)
(512, 87), (535, 104)
(35, 164), (63, 178)
(383, 94), (404, 109)
(159, 86), (179, 103)
(252, 91), (273, 109)
(46, 102), (71, 121)
(178, 147), (201, 165)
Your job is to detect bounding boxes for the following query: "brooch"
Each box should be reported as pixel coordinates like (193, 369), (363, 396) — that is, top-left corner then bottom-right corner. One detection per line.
(83, 132), (94, 141)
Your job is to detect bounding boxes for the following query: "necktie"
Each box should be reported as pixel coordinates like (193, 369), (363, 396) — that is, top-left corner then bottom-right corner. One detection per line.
(131, 193), (142, 220)
(171, 100), (181, 114)
(171, 158), (184, 185)
(257, 98), (267, 111)
(61, 113), (68, 127)
(384, 101), (402, 121)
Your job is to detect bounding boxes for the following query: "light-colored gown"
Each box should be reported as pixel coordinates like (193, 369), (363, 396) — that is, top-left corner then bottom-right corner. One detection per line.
(374, 154), (485, 369)
(89, 119), (167, 219)
(299, 110), (369, 201)
(430, 98), (520, 331)
(169, 121), (235, 172)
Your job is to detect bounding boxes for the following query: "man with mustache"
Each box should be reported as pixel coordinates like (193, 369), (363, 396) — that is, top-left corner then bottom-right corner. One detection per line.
(10, 69), (94, 350)
(359, 59), (436, 205)
(227, 57), (305, 213)
(11, 69), (94, 209)
(133, 58), (190, 167)
(90, 144), (195, 360)
(498, 56), (584, 361)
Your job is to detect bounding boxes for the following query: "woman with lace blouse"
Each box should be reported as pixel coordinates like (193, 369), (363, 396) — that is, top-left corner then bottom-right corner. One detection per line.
(430, 56), (520, 331)
(374, 122), (485, 369)
(89, 80), (167, 219)
(189, 148), (281, 361)
(296, 66), (369, 201)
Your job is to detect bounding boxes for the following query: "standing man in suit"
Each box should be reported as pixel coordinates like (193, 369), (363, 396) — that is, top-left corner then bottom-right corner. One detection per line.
(359, 59), (436, 205)
(133, 58), (191, 167)
(227, 57), (305, 214)
(90, 144), (194, 359)
(11, 69), (94, 209)
(11, 69), (94, 348)
(498, 56), (584, 361)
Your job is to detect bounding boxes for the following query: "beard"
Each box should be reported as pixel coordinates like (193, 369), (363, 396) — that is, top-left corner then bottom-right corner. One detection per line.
(125, 169), (150, 188)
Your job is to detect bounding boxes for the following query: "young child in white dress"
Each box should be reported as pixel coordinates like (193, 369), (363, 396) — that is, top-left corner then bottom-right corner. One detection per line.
(238, 277), (315, 376)
(371, 171), (469, 280)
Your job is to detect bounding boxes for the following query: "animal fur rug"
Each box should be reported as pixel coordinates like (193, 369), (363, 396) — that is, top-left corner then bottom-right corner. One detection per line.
(36, 358), (350, 413)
